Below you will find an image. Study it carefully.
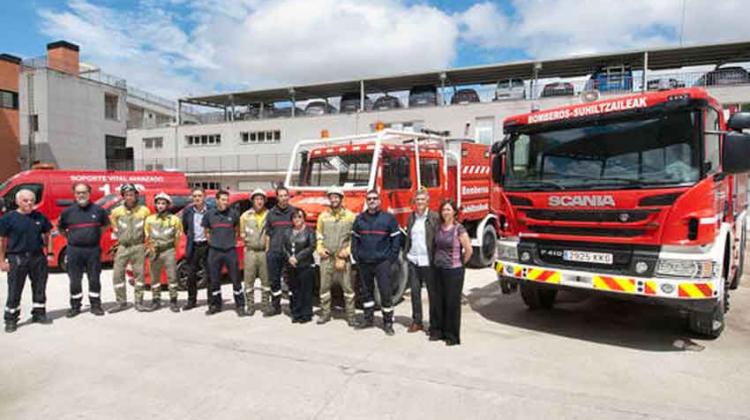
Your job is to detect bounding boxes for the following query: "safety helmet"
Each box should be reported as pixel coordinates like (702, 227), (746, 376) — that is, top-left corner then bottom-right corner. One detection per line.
(154, 192), (172, 204)
(120, 183), (138, 196)
(326, 185), (344, 198)
(250, 188), (267, 200)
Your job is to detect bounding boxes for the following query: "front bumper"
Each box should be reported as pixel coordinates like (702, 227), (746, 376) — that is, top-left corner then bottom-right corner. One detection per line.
(495, 259), (719, 302)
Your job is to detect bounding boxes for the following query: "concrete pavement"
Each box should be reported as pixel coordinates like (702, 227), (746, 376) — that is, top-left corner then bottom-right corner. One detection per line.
(1, 267), (749, 420)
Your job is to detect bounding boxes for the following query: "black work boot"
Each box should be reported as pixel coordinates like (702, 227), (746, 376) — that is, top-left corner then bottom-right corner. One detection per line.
(108, 302), (129, 313)
(182, 300), (197, 311)
(90, 305), (105, 317)
(66, 307), (82, 318)
(5, 321), (17, 333)
(356, 312), (375, 330)
(32, 313), (52, 325)
(246, 303), (256, 316)
(169, 298), (180, 313)
(236, 306), (248, 317)
(264, 299), (281, 317)
(383, 311), (395, 336)
(205, 305), (221, 316)
(152, 299), (162, 311)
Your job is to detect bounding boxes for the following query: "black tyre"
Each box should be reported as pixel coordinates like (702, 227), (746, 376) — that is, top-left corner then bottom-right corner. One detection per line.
(520, 283), (557, 310)
(58, 248), (68, 272)
(469, 223), (497, 268)
(373, 252), (409, 307)
(176, 259), (207, 292)
(730, 225), (745, 290)
(688, 270), (728, 339)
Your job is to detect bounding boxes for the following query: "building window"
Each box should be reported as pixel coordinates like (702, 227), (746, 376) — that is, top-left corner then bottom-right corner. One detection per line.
(186, 134), (221, 146)
(475, 117), (494, 145)
(0, 90), (18, 109)
(143, 137), (163, 149)
(240, 130), (281, 144)
(105, 94), (119, 120)
(191, 181), (221, 190)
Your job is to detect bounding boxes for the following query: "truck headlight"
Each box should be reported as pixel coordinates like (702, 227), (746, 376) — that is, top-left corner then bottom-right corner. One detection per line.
(496, 243), (519, 261)
(655, 259), (714, 279)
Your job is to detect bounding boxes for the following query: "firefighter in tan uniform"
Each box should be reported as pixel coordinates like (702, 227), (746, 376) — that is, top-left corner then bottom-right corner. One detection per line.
(239, 189), (269, 315)
(316, 186), (357, 326)
(110, 184), (152, 313)
(144, 192), (183, 313)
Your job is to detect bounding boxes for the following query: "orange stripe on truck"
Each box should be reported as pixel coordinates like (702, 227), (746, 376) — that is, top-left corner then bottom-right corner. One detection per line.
(678, 283), (713, 298)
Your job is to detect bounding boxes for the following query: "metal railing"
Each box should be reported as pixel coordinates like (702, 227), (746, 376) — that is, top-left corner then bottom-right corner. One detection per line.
(183, 67), (750, 124)
(78, 70), (127, 89)
(127, 86), (177, 110)
(136, 153), (293, 173)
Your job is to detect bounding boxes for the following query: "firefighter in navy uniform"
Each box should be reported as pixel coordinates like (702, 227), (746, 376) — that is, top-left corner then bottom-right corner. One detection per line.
(203, 190), (246, 317)
(0, 189), (53, 333)
(263, 185), (295, 317)
(352, 189), (402, 336)
(58, 183), (110, 318)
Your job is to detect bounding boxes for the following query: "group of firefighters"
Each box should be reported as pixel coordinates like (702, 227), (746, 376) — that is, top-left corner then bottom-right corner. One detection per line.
(0, 182), (473, 345)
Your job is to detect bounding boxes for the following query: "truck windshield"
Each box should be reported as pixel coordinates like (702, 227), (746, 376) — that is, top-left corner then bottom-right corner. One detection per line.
(504, 110), (701, 191)
(292, 153), (374, 188)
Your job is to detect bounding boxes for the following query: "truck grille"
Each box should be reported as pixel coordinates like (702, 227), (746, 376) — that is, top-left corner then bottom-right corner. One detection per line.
(524, 209), (656, 223)
(528, 226), (646, 237)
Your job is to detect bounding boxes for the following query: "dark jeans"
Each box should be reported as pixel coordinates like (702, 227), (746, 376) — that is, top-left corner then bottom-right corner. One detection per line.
(186, 242), (209, 304)
(288, 265), (314, 321)
(431, 267), (465, 344)
(4, 252), (48, 323)
(407, 261), (433, 325)
(359, 259), (393, 324)
(67, 245), (102, 309)
(266, 251), (286, 309)
(207, 248), (244, 309)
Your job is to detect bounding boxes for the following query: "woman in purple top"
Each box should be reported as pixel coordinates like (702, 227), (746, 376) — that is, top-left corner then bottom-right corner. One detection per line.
(431, 199), (473, 346)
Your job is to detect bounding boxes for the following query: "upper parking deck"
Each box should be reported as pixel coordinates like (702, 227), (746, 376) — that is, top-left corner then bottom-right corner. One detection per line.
(179, 41), (750, 124)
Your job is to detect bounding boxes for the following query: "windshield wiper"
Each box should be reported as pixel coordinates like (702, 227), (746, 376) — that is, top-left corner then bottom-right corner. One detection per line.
(574, 178), (646, 189)
(505, 180), (566, 191)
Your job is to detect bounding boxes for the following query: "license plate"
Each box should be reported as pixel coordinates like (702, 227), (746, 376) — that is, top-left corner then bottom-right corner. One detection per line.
(563, 250), (613, 265)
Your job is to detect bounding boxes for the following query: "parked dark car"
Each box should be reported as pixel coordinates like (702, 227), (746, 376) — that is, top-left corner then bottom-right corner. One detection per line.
(540, 82), (575, 98)
(304, 100), (337, 116)
(340, 92), (373, 113)
(646, 78), (686, 90)
(694, 67), (750, 86)
(450, 88), (480, 104)
(241, 103), (275, 120)
(373, 95), (403, 111)
(409, 85), (439, 108)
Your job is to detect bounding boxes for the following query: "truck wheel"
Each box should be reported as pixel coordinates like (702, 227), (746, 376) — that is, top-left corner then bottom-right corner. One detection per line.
(374, 252), (409, 307)
(58, 248), (68, 272)
(520, 283), (557, 310)
(176, 260), (208, 291)
(469, 223), (497, 268)
(730, 225), (745, 290)
(688, 275), (728, 339)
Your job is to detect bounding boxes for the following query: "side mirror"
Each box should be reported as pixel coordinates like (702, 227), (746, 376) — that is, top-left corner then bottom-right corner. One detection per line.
(723, 132), (750, 173)
(728, 112), (750, 131)
(491, 140), (505, 154)
(491, 154), (503, 184)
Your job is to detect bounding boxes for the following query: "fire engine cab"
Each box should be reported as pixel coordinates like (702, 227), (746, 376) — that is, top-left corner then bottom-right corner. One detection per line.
(492, 88), (750, 338)
(285, 128), (497, 303)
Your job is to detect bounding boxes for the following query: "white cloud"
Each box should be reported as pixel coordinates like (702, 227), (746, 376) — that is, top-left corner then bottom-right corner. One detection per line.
(459, 0), (750, 59)
(39, 0), (459, 99)
(37, 0), (750, 100)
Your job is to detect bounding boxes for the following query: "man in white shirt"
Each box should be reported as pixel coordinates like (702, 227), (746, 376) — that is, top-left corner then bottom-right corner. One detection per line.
(404, 188), (440, 333)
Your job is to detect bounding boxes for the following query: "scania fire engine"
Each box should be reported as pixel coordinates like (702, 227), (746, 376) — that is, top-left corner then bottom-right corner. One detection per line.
(493, 88), (750, 338)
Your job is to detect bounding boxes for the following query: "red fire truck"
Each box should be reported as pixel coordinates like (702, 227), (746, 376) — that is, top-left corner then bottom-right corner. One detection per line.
(492, 88), (750, 338)
(0, 169), (188, 269)
(284, 128), (497, 303)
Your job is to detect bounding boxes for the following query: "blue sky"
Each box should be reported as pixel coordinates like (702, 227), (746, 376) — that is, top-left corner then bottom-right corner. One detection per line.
(1, 0), (747, 99)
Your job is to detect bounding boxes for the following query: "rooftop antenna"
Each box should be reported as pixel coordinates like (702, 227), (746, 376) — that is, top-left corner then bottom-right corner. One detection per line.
(679, 0), (687, 47)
